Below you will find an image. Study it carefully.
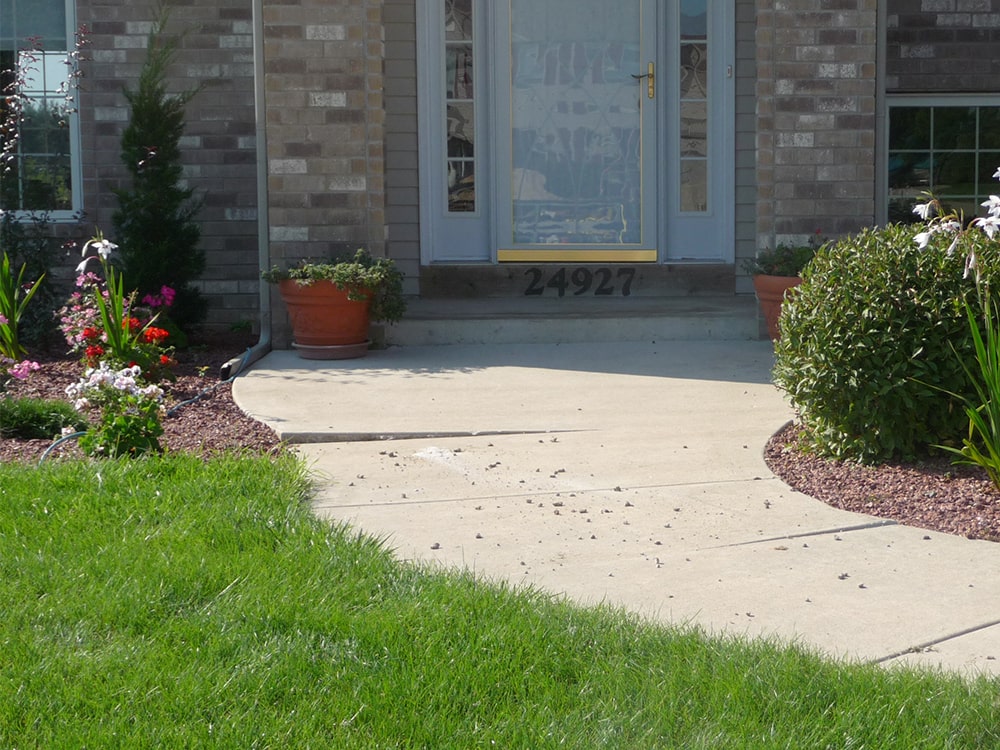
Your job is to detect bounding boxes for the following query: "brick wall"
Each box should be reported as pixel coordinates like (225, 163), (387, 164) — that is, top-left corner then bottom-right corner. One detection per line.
(755, 0), (878, 251)
(79, 0), (260, 333)
(261, 0), (386, 345)
(887, 0), (1000, 92)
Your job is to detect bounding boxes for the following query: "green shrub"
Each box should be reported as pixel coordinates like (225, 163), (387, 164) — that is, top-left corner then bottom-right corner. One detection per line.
(112, 6), (205, 331)
(773, 223), (998, 462)
(0, 397), (87, 440)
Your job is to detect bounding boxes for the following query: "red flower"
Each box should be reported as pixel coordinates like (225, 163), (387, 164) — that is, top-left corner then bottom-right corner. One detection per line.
(160, 354), (172, 366)
(82, 326), (100, 341)
(143, 326), (170, 344)
(85, 344), (104, 361)
(124, 317), (142, 332)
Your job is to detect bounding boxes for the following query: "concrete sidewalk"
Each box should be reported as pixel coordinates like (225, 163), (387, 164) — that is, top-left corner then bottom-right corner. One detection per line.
(232, 340), (1000, 677)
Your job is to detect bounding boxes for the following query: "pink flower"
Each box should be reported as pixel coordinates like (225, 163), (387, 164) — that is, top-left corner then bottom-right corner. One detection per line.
(9, 360), (40, 379)
(0, 313), (7, 326)
(141, 285), (176, 309)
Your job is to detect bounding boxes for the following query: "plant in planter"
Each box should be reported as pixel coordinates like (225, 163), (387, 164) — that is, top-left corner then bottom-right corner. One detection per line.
(742, 241), (821, 341)
(263, 249), (405, 359)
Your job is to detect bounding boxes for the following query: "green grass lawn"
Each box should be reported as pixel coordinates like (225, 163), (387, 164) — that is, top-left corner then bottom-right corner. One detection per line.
(1, 454), (998, 748)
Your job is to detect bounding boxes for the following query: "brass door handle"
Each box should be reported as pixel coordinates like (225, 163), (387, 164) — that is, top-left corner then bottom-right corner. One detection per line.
(630, 62), (655, 99)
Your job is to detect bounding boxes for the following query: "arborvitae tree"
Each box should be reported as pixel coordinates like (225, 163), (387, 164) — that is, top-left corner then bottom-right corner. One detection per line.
(112, 4), (206, 330)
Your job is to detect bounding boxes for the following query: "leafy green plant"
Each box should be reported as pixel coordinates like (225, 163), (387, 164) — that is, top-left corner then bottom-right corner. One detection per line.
(0, 251), (43, 361)
(743, 232), (828, 277)
(773, 224), (993, 461)
(741, 242), (819, 277)
(0, 396), (86, 439)
(112, 4), (205, 330)
(263, 249), (407, 323)
(66, 362), (165, 458)
(0, 211), (68, 350)
(936, 292), (1000, 485)
(909, 189), (1000, 486)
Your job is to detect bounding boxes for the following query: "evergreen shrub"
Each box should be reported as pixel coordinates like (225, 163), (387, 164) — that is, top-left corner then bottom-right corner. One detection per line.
(112, 6), (205, 331)
(773, 223), (998, 462)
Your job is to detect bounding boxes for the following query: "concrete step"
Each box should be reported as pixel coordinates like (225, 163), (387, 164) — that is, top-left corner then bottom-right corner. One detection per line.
(381, 295), (762, 346)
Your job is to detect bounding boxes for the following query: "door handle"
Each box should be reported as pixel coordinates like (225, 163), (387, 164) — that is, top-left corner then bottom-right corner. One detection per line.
(630, 62), (655, 99)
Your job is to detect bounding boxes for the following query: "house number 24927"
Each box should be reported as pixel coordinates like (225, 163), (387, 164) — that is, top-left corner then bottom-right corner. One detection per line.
(523, 267), (636, 297)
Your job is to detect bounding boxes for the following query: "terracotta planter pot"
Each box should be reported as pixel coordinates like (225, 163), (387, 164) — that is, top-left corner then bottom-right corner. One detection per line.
(752, 274), (802, 341)
(278, 279), (372, 359)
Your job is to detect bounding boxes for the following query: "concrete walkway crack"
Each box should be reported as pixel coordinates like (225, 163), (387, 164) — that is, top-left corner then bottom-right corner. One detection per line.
(285, 428), (587, 444)
(700, 519), (899, 550)
(875, 619), (1000, 665)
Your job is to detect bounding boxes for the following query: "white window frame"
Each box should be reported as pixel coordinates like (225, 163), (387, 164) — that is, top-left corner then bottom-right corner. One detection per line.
(882, 93), (1000, 225)
(0, 0), (82, 219)
(416, 1), (492, 264)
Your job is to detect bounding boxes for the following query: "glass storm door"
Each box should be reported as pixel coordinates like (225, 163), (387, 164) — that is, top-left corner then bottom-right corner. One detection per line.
(417, 1), (733, 265)
(493, 0), (658, 263)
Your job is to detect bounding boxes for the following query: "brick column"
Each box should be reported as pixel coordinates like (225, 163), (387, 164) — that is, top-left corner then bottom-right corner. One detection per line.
(262, 0), (386, 344)
(755, 0), (877, 250)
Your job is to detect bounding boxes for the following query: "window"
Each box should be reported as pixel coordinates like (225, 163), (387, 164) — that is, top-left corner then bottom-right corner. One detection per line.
(0, 0), (79, 213)
(444, 0), (476, 213)
(887, 97), (1000, 223)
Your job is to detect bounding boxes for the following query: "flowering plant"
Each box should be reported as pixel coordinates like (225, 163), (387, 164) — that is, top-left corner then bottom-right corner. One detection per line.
(0, 345), (40, 391)
(57, 232), (175, 381)
(65, 362), (165, 457)
(912, 178), (1000, 486)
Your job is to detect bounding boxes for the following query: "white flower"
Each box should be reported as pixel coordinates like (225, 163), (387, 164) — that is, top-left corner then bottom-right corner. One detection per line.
(912, 202), (934, 220)
(82, 237), (117, 260)
(973, 215), (1000, 239)
(914, 231), (932, 249)
(965, 249), (979, 280)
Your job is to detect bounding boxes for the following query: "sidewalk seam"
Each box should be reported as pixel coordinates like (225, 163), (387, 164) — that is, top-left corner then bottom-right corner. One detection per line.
(875, 619), (1000, 665)
(699, 519), (899, 550)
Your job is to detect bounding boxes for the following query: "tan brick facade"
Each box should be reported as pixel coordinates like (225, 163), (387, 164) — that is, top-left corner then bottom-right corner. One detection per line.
(887, 0), (1000, 92)
(59, 1), (1000, 341)
(76, 0), (388, 343)
(754, 0), (878, 252)
(79, 0), (260, 332)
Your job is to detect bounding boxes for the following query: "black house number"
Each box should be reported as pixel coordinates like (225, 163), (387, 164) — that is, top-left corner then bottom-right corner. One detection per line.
(524, 267), (636, 297)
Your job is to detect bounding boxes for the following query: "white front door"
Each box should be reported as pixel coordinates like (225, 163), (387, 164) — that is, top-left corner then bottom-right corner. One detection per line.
(417, 0), (733, 265)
